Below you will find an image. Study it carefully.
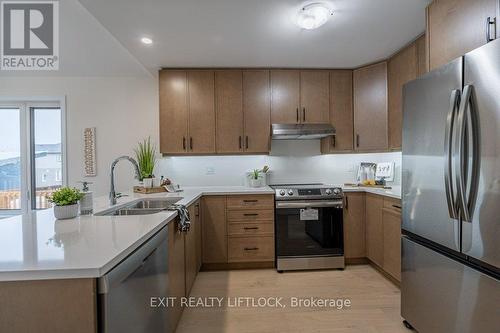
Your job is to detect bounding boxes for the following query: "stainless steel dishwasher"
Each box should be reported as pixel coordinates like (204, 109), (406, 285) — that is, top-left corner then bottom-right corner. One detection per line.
(98, 226), (169, 333)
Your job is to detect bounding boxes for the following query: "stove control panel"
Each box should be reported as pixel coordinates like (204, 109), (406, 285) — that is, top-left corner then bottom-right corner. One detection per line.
(274, 187), (343, 200)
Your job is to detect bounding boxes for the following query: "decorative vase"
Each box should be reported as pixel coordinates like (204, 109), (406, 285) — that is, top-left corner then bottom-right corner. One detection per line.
(54, 203), (79, 220)
(249, 178), (262, 188)
(143, 178), (153, 188)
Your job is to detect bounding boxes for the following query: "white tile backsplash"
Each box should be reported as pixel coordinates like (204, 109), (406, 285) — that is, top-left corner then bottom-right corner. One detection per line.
(157, 140), (402, 187)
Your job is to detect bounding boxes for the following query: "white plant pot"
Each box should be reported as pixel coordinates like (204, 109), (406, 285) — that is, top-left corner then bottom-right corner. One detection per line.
(54, 203), (79, 220)
(249, 178), (262, 188)
(143, 178), (153, 188)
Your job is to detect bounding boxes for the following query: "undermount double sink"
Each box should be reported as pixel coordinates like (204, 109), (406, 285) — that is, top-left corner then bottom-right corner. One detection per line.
(96, 198), (182, 216)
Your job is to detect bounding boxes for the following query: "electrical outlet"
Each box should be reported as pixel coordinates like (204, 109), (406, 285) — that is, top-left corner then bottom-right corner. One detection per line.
(206, 166), (215, 175)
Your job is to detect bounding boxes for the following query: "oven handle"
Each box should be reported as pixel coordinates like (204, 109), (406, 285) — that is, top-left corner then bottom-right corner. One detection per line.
(275, 201), (343, 209)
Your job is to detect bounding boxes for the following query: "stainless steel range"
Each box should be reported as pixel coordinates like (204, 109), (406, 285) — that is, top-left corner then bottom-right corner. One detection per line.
(271, 184), (344, 272)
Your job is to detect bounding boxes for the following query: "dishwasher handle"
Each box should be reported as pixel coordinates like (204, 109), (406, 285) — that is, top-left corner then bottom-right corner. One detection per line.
(98, 226), (168, 294)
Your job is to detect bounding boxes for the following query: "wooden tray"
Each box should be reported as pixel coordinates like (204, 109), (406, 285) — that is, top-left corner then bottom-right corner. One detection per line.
(133, 186), (167, 194)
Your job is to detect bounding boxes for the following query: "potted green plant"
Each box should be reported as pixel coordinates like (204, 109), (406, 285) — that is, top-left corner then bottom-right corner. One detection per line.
(48, 187), (84, 219)
(248, 165), (270, 188)
(134, 137), (157, 188)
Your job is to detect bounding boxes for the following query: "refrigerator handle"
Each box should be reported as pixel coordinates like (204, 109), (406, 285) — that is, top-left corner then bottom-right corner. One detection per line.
(455, 85), (480, 222)
(444, 89), (460, 219)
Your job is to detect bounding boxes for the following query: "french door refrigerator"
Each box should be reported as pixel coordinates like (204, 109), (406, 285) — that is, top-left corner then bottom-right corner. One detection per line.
(401, 39), (500, 333)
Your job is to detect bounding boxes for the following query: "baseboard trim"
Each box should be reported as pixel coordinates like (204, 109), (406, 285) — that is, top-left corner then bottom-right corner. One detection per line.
(201, 261), (275, 271)
(366, 259), (401, 288)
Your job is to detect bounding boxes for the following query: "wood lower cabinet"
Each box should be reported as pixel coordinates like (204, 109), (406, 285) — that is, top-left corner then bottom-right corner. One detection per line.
(228, 236), (274, 263)
(426, 0), (498, 71)
(383, 206), (402, 281)
(271, 70), (301, 124)
(201, 196), (227, 264)
(300, 70), (329, 123)
(321, 70), (354, 153)
(365, 194), (384, 267)
(185, 201), (201, 295)
(388, 42), (418, 151)
(168, 219), (186, 332)
(353, 62), (388, 152)
(243, 70), (271, 153)
(343, 192), (366, 259)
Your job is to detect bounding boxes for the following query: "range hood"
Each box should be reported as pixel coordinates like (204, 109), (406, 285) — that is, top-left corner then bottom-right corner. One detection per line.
(271, 123), (336, 140)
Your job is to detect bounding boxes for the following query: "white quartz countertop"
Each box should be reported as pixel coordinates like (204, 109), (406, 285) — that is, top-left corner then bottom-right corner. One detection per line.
(341, 185), (401, 200)
(0, 186), (274, 282)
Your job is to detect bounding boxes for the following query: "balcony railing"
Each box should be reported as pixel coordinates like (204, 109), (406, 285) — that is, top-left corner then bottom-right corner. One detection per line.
(0, 188), (58, 210)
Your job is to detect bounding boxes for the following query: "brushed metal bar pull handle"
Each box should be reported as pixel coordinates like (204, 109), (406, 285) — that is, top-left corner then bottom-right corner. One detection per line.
(244, 213), (259, 216)
(356, 134), (360, 148)
(245, 136), (249, 149)
(392, 204), (402, 210)
(244, 247), (259, 251)
(190, 137), (193, 150)
(444, 89), (460, 219)
(486, 17), (496, 43)
(296, 108), (299, 123)
(332, 136), (336, 148)
(302, 107), (306, 122)
(345, 196), (349, 210)
(182, 137), (186, 150)
(243, 199), (258, 203)
(243, 227), (259, 230)
(239, 136), (242, 149)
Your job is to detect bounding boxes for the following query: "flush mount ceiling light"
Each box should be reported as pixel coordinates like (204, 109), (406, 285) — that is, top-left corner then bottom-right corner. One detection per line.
(295, 2), (334, 30)
(141, 37), (153, 45)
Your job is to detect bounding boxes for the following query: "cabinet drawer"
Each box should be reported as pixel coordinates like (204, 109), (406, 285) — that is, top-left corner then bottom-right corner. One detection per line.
(227, 209), (274, 222)
(228, 223), (274, 236)
(383, 197), (401, 212)
(226, 195), (274, 210)
(228, 236), (274, 262)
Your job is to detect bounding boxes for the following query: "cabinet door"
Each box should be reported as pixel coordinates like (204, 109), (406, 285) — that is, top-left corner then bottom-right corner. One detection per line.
(343, 193), (366, 259)
(388, 43), (417, 151)
(416, 34), (428, 77)
(159, 70), (188, 154)
(321, 70), (353, 153)
(366, 194), (384, 267)
(353, 62), (388, 152)
(185, 203), (199, 296)
(427, 0), (497, 70)
(243, 70), (271, 153)
(188, 70), (216, 153)
(201, 196), (227, 263)
(300, 71), (329, 123)
(216, 70), (244, 153)
(270, 70), (300, 124)
(382, 208), (402, 281)
(168, 219), (185, 332)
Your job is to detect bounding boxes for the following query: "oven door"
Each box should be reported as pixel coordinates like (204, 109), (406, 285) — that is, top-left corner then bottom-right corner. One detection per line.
(275, 200), (343, 258)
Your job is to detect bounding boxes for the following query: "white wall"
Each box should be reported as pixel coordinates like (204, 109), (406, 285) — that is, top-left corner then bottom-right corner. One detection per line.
(0, 76), (159, 196)
(157, 140), (402, 187)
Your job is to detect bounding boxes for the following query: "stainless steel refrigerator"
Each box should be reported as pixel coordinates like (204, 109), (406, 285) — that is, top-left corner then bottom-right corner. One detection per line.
(401, 39), (500, 332)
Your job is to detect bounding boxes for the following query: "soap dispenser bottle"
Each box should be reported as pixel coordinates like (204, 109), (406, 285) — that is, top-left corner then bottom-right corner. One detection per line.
(79, 181), (93, 215)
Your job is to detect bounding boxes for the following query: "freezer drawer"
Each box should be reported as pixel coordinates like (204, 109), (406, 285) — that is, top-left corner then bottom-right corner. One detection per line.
(401, 237), (500, 333)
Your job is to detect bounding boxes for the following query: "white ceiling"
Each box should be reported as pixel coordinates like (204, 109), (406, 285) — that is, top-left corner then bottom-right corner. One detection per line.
(78, 0), (432, 71)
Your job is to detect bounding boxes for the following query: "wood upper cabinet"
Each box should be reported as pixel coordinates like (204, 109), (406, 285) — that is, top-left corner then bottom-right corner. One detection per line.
(159, 70), (188, 154)
(426, 0), (498, 70)
(188, 70), (216, 153)
(201, 196), (227, 264)
(243, 70), (271, 153)
(343, 192), (366, 259)
(168, 219), (186, 332)
(271, 70), (300, 124)
(416, 35), (428, 77)
(365, 194), (384, 267)
(216, 70), (244, 153)
(321, 70), (353, 153)
(353, 62), (388, 152)
(382, 205), (402, 281)
(300, 71), (329, 123)
(388, 42), (418, 151)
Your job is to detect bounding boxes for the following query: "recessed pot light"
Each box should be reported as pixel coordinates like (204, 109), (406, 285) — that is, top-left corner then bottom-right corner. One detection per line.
(295, 2), (334, 30)
(141, 37), (153, 45)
